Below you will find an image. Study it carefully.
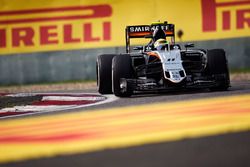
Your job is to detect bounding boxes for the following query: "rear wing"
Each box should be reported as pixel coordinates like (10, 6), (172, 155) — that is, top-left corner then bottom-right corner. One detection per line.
(125, 23), (175, 53)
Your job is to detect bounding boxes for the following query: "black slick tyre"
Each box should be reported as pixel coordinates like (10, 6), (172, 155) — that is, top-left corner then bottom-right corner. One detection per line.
(206, 49), (230, 91)
(96, 54), (116, 94)
(112, 54), (133, 97)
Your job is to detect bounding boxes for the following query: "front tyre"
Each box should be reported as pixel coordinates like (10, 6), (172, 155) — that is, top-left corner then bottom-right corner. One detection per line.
(206, 49), (230, 91)
(96, 54), (116, 94)
(112, 54), (133, 97)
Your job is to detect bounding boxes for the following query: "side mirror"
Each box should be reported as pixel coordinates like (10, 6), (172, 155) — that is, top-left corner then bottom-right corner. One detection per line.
(133, 46), (143, 51)
(184, 43), (194, 48)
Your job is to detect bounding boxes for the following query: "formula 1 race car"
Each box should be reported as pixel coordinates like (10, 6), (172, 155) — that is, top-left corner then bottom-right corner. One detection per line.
(96, 21), (230, 97)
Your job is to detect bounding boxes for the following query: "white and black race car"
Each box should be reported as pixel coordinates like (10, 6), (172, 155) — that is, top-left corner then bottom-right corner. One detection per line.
(96, 21), (230, 97)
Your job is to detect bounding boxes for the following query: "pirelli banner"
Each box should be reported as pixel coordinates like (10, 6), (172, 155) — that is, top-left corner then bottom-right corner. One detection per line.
(0, 0), (250, 55)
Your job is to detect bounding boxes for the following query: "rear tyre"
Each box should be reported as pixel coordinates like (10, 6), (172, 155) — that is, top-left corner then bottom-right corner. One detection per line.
(206, 49), (230, 91)
(112, 54), (133, 97)
(96, 54), (116, 94)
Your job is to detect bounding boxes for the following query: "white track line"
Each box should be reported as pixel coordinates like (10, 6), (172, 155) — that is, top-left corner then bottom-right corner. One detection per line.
(41, 96), (106, 101)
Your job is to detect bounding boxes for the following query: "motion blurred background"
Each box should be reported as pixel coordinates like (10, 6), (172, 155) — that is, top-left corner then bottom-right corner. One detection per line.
(0, 0), (249, 85)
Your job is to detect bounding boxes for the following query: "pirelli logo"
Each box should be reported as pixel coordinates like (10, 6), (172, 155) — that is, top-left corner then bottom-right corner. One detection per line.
(202, 0), (250, 32)
(0, 5), (112, 51)
(0, 1), (249, 54)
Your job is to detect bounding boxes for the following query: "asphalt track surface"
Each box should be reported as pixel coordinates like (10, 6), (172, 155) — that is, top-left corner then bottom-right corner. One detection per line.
(82, 80), (250, 111)
(6, 80), (249, 118)
(2, 80), (250, 167)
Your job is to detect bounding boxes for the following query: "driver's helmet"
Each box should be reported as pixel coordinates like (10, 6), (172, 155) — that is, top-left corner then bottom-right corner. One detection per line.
(154, 39), (168, 50)
(152, 25), (166, 42)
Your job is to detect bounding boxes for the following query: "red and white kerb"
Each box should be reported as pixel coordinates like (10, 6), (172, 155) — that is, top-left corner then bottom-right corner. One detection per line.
(0, 93), (109, 118)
